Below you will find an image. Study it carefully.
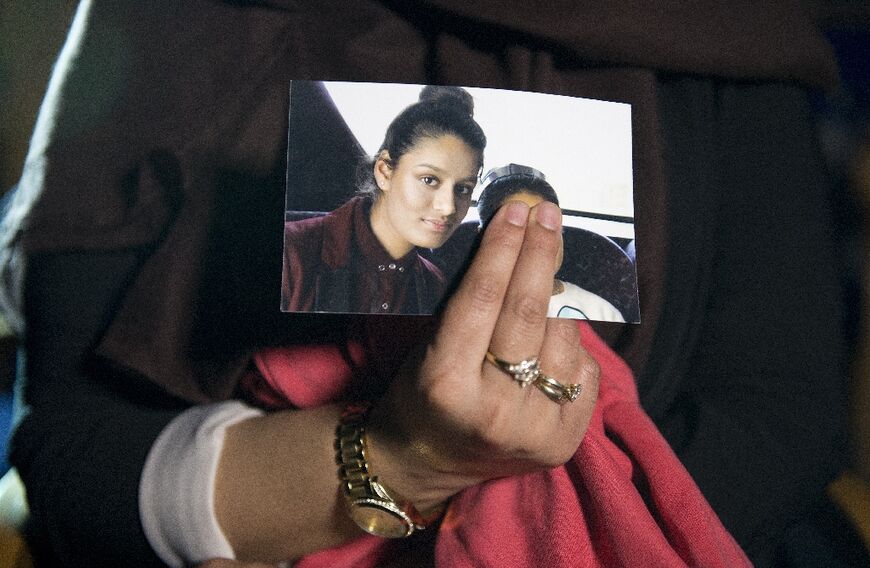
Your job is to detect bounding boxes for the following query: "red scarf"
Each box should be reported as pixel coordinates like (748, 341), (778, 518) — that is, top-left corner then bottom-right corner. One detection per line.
(244, 323), (751, 567)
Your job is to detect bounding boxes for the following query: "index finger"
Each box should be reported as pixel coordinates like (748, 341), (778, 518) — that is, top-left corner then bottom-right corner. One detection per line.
(432, 201), (530, 365)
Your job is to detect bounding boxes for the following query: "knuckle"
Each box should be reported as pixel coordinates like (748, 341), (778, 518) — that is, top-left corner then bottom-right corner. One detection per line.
(578, 355), (601, 385)
(544, 414), (590, 466)
(419, 362), (459, 410)
(540, 321), (580, 369)
(553, 446), (577, 467)
(548, 323), (580, 357)
(509, 292), (548, 326)
(464, 271), (503, 309)
(474, 400), (511, 441)
(553, 320), (579, 344)
(528, 228), (560, 259)
(471, 400), (522, 453)
(540, 438), (578, 468)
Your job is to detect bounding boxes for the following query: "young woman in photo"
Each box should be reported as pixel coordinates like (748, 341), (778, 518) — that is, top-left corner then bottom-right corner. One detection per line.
(281, 86), (485, 314)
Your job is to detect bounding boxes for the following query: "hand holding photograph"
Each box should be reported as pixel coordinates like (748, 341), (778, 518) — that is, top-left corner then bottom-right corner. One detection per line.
(281, 80), (639, 322)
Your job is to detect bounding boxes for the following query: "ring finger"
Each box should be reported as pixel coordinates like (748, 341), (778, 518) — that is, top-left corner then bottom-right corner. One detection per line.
(485, 202), (563, 377)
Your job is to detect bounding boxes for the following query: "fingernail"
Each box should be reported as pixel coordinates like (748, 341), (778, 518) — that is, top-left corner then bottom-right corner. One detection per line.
(504, 201), (529, 226)
(535, 202), (562, 231)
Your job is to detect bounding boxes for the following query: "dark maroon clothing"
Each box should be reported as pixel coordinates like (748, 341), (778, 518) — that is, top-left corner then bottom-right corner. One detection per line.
(282, 197), (445, 314)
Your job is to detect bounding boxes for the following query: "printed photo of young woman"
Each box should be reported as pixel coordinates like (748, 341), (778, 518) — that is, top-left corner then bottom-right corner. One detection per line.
(281, 80), (639, 322)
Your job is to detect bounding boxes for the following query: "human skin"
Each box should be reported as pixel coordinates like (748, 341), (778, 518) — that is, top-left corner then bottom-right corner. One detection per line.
(498, 190), (564, 272)
(369, 134), (480, 259)
(213, 200), (600, 563)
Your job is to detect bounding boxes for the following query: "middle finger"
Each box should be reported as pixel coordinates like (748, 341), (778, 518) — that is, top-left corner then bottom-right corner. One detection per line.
(486, 201), (563, 370)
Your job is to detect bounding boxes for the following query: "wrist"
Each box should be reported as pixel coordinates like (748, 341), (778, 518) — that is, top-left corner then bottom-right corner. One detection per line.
(364, 401), (479, 508)
(335, 403), (448, 538)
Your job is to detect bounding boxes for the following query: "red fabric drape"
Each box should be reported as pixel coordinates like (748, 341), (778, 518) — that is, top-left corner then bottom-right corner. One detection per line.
(245, 323), (751, 567)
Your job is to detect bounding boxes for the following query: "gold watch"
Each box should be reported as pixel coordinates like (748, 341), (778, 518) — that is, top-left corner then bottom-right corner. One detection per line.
(334, 403), (441, 538)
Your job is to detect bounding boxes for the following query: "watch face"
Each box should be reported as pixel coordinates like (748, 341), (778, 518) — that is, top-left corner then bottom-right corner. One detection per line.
(350, 499), (413, 538)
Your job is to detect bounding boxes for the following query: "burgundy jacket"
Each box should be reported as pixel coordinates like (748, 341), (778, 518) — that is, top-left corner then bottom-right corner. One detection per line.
(282, 197), (445, 314)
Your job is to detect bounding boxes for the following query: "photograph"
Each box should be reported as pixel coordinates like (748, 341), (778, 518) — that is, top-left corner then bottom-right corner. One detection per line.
(282, 80), (639, 322)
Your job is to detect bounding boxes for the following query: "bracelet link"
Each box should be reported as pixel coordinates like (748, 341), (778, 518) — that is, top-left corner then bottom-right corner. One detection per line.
(334, 402), (443, 538)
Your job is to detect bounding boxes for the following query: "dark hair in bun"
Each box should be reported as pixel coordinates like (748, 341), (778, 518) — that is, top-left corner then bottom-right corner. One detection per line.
(418, 85), (475, 116)
(359, 85), (486, 199)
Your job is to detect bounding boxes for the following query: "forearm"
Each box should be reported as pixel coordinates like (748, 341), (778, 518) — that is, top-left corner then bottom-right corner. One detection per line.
(214, 404), (358, 562)
(214, 401), (479, 563)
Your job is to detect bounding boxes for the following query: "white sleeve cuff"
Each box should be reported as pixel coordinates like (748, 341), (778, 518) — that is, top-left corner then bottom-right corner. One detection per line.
(140, 401), (264, 567)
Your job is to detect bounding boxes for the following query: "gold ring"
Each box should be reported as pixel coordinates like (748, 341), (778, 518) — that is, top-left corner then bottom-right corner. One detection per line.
(533, 374), (565, 403)
(533, 374), (582, 404)
(484, 351), (540, 387)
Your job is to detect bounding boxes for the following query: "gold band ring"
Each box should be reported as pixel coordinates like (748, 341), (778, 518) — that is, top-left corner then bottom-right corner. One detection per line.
(533, 374), (582, 404)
